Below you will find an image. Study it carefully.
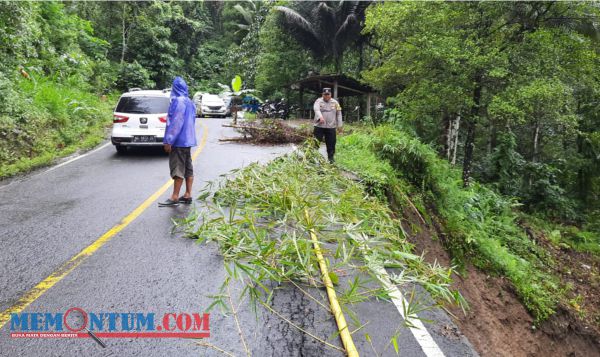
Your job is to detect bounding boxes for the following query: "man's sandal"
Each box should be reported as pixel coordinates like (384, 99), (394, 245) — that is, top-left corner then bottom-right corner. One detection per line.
(178, 196), (193, 204)
(158, 199), (180, 207)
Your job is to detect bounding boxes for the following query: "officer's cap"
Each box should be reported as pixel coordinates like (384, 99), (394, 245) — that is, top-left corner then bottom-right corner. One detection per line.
(322, 88), (332, 94)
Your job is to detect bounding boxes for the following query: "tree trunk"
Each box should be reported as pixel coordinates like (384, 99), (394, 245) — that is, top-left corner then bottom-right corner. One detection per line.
(120, 3), (127, 64)
(452, 115), (460, 165)
(487, 124), (496, 155)
(462, 78), (482, 187)
(462, 118), (476, 186)
(444, 112), (451, 159)
(298, 86), (304, 119)
(575, 99), (590, 205)
(576, 132), (587, 204)
(532, 120), (540, 163)
(108, 2), (113, 41)
(444, 113), (460, 164)
(333, 43), (343, 74)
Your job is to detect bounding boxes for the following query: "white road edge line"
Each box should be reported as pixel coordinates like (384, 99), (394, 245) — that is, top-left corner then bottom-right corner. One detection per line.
(376, 265), (445, 357)
(43, 142), (112, 174)
(354, 234), (445, 356)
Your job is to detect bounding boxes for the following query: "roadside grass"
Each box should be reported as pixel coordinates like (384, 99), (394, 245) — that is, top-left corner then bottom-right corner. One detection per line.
(0, 76), (113, 179)
(335, 131), (397, 199)
(524, 214), (600, 256)
(242, 111), (257, 120)
(180, 144), (465, 350)
(336, 126), (562, 322)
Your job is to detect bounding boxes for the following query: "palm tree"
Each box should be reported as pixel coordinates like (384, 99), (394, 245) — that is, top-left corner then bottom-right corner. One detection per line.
(233, 0), (260, 36)
(274, 1), (371, 73)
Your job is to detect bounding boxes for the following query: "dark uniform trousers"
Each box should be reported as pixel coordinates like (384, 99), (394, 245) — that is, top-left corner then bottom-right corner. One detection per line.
(314, 126), (336, 161)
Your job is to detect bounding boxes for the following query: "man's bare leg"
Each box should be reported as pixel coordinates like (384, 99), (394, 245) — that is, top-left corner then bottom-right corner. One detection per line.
(170, 177), (184, 201)
(183, 176), (193, 198)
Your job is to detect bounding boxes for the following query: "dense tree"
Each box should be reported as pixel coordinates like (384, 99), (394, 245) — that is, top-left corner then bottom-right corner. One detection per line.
(232, 0), (263, 37)
(255, 10), (313, 98)
(363, 1), (600, 220)
(274, 1), (370, 73)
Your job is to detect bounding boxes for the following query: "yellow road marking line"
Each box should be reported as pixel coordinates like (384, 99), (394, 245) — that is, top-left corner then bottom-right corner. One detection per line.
(0, 122), (209, 330)
(304, 209), (359, 357)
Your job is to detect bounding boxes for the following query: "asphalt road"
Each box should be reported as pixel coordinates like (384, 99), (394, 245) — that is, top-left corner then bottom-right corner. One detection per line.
(0, 118), (478, 356)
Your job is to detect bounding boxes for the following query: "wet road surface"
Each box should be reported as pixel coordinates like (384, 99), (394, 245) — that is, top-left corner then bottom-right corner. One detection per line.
(0, 119), (478, 356)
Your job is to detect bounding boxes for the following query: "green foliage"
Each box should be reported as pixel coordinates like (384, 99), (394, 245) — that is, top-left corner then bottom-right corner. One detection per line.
(0, 2), (39, 72)
(225, 2), (271, 89)
(337, 125), (561, 322)
(255, 11), (313, 98)
(0, 75), (112, 178)
(230, 0), (264, 40)
(362, 1), (600, 225)
(188, 42), (228, 85)
(558, 228), (600, 255)
(183, 145), (464, 327)
(336, 131), (397, 198)
(274, 1), (370, 73)
(88, 59), (117, 93)
(525, 214), (600, 256)
(122, 2), (181, 89)
(115, 61), (155, 91)
(486, 131), (524, 196)
(0, 1), (114, 177)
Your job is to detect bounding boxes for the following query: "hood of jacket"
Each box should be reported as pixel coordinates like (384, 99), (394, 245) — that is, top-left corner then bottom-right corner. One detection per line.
(171, 76), (189, 98)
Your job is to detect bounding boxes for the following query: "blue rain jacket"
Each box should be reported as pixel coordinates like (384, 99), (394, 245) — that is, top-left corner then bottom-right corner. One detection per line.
(163, 77), (197, 147)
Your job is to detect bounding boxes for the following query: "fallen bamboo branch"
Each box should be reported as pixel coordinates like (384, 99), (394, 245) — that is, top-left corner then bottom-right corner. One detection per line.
(220, 119), (310, 144)
(398, 189), (427, 225)
(304, 209), (359, 357)
(195, 342), (237, 357)
(226, 284), (250, 357)
(222, 123), (272, 131)
(287, 278), (330, 311)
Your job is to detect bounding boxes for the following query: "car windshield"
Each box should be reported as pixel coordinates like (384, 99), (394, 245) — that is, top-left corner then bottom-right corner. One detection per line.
(202, 95), (222, 103)
(115, 96), (170, 114)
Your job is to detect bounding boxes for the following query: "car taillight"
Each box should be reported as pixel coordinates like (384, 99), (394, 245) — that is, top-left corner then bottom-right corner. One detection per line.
(113, 115), (129, 123)
(159, 116), (167, 123)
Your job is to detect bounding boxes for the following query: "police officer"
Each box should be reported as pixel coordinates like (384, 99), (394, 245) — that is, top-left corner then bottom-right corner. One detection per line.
(313, 88), (342, 163)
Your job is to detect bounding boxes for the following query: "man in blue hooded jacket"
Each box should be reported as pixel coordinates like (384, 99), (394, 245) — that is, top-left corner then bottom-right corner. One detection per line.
(159, 77), (197, 207)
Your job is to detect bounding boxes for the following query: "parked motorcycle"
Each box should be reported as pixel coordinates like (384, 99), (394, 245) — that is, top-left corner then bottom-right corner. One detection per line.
(257, 98), (296, 119)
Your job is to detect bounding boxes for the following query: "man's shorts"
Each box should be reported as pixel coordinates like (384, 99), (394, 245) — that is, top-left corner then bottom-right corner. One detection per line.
(169, 147), (193, 178)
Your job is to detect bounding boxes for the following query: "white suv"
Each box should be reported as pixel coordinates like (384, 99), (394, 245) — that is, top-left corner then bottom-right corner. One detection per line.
(199, 94), (227, 118)
(111, 89), (171, 153)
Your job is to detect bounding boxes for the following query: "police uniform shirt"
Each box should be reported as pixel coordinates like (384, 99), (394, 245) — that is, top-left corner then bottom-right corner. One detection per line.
(313, 97), (343, 129)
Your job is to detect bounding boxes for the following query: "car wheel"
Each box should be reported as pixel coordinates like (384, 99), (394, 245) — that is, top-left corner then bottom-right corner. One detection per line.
(115, 145), (127, 154)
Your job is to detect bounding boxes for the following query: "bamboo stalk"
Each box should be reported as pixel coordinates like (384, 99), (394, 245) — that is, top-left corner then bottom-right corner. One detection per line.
(287, 278), (330, 311)
(399, 190), (427, 225)
(304, 209), (359, 357)
(226, 284), (250, 357)
(195, 342), (237, 357)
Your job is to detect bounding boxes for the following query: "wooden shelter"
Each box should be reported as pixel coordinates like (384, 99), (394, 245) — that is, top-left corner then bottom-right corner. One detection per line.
(288, 74), (377, 119)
